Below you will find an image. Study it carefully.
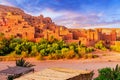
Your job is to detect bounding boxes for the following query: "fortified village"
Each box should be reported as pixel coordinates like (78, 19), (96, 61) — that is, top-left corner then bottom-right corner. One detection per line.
(0, 5), (120, 46)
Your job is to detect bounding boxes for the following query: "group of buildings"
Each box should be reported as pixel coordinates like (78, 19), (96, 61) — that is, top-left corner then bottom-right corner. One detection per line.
(0, 12), (119, 46)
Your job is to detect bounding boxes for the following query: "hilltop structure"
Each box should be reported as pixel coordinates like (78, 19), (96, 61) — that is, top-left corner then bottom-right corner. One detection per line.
(0, 5), (118, 46)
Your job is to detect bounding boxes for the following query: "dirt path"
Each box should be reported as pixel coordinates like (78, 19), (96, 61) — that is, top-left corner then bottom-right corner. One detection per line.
(0, 51), (120, 79)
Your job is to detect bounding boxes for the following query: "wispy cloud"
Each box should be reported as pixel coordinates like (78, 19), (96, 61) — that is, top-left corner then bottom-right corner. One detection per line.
(0, 0), (120, 28)
(0, 1), (15, 6)
(52, 10), (102, 28)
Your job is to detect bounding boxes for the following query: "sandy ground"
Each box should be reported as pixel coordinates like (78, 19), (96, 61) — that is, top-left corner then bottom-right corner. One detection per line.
(1, 51), (120, 79)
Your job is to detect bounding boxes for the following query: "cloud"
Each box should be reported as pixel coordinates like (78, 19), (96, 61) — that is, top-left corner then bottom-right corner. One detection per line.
(0, 0), (120, 28)
(52, 10), (102, 28)
(39, 9), (120, 28)
(27, 8), (102, 28)
(0, 1), (15, 6)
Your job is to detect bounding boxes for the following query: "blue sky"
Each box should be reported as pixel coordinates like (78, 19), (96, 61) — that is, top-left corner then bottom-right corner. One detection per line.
(0, 0), (120, 28)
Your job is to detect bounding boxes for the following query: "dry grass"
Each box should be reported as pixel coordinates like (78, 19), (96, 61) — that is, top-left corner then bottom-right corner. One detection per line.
(0, 52), (21, 61)
(0, 56), (21, 61)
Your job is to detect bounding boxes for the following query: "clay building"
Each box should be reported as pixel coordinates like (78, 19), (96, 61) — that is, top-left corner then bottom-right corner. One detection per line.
(0, 9), (118, 46)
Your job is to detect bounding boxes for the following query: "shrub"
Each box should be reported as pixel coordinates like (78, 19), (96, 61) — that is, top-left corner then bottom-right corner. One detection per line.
(95, 64), (120, 80)
(95, 41), (107, 51)
(48, 53), (63, 60)
(6, 51), (20, 61)
(0, 37), (98, 60)
(62, 50), (75, 59)
(7, 51), (20, 57)
(30, 45), (38, 56)
(86, 47), (94, 53)
(78, 51), (86, 58)
(16, 58), (34, 67)
(61, 48), (69, 54)
(78, 47), (87, 54)
(74, 54), (80, 59)
(21, 51), (28, 58)
(85, 53), (93, 59)
(40, 49), (47, 56)
(110, 45), (120, 52)
(101, 47), (107, 51)
(36, 54), (44, 60)
(92, 55), (99, 58)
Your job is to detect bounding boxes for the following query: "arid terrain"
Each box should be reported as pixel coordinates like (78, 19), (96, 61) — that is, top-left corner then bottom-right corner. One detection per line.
(0, 51), (120, 79)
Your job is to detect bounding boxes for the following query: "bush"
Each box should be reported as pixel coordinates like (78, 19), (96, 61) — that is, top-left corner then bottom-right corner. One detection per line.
(86, 47), (94, 53)
(84, 53), (94, 59)
(16, 58), (34, 67)
(7, 51), (20, 57)
(21, 51), (28, 58)
(0, 37), (97, 60)
(6, 51), (20, 61)
(95, 41), (107, 51)
(110, 45), (120, 52)
(36, 54), (44, 60)
(83, 53), (98, 59)
(62, 50), (75, 59)
(92, 55), (99, 58)
(101, 47), (107, 51)
(95, 64), (120, 80)
(48, 53), (63, 60)
(74, 54), (80, 59)
(61, 48), (69, 54)
(78, 47), (87, 54)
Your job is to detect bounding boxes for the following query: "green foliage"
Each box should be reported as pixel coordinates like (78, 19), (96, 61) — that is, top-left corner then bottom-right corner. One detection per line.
(16, 58), (34, 67)
(61, 48), (69, 54)
(15, 44), (22, 54)
(95, 41), (107, 51)
(0, 37), (95, 60)
(21, 51), (29, 58)
(7, 51), (20, 58)
(63, 50), (75, 59)
(30, 45), (38, 57)
(86, 47), (94, 53)
(48, 53), (63, 60)
(39, 38), (48, 44)
(110, 44), (120, 52)
(36, 54), (44, 60)
(75, 45), (94, 58)
(84, 53), (94, 59)
(95, 64), (120, 80)
(40, 49), (47, 56)
(0, 38), (11, 55)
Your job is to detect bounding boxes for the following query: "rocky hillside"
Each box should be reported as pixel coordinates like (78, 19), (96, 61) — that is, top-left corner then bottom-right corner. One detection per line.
(0, 5), (69, 42)
(0, 5), (24, 14)
(0, 5), (55, 27)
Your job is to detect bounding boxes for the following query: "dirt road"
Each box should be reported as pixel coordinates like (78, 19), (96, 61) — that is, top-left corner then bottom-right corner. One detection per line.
(0, 51), (120, 78)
